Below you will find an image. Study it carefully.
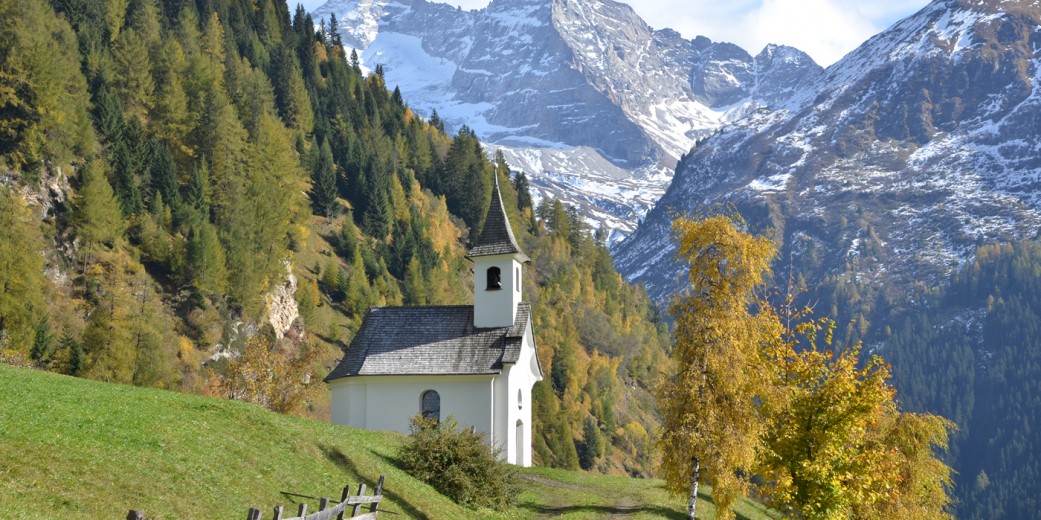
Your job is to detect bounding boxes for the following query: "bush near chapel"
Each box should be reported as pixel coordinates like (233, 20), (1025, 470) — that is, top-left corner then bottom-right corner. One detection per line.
(399, 415), (517, 510)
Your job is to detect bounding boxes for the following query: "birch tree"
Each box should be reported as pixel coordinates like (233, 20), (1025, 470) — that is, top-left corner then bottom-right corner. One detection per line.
(657, 214), (780, 519)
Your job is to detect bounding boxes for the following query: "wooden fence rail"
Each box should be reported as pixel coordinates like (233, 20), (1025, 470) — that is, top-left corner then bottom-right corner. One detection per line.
(127, 475), (386, 520)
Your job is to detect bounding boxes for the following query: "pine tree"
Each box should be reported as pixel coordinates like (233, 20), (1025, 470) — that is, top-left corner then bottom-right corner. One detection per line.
(310, 139), (338, 217)
(110, 121), (146, 217)
(103, 0), (130, 41)
(91, 73), (126, 144)
(58, 325), (83, 376)
(184, 161), (211, 216)
(270, 48), (313, 132)
(513, 171), (533, 212)
(350, 48), (360, 71)
(328, 13), (342, 47)
(428, 109), (444, 133)
(30, 315), (53, 363)
(578, 416), (604, 470)
(148, 140), (180, 214)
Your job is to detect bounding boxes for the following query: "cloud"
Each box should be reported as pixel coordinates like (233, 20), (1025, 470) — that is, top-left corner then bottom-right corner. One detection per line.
(625, 0), (929, 66)
(736, 0), (881, 64)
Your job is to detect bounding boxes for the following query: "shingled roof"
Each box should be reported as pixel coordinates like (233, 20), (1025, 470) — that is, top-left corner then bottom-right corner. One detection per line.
(325, 303), (533, 381)
(467, 176), (528, 260)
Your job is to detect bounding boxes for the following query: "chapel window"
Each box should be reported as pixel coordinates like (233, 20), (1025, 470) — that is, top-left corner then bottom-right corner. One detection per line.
(421, 390), (440, 422)
(487, 266), (502, 290)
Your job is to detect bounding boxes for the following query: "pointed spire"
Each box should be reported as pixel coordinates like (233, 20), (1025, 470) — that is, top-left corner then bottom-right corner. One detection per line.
(468, 175), (528, 261)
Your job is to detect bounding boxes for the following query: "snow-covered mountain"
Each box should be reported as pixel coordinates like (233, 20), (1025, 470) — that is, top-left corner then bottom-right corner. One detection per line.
(310, 0), (821, 240)
(615, 0), (1041, 301)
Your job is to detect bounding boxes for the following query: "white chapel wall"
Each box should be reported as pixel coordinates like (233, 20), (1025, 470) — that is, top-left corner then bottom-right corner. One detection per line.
(330, 375), (496, 437)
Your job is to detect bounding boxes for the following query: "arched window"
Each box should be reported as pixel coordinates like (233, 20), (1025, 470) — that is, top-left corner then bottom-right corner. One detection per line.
(515, 267), (520, 292)
(486, 266), (502, 290)
(517, 389), (523, 410)
(421, 390), (440, 422)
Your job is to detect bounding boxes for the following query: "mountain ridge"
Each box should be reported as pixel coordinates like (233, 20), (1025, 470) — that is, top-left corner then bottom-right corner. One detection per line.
(310, 0), (822, 240)
(616, 0), (1041, 300)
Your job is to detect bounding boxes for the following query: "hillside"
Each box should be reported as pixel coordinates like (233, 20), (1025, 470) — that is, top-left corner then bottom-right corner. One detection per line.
(0, 364), (778, 519)
(0, 0), (668, 479)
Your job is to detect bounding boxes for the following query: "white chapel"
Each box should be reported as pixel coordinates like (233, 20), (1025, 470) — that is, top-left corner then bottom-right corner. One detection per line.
(325, 178), (544, 466)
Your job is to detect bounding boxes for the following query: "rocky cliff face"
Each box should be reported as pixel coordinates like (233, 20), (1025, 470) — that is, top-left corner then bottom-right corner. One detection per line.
(616, 0), (1041, 302)
(310, 0), (821, 240)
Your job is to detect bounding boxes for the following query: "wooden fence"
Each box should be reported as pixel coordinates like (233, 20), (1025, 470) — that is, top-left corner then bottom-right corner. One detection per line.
(127, 475), (386, 520)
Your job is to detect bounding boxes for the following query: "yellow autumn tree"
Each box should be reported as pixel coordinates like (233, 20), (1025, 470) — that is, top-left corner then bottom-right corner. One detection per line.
(659, 214), (954, 520)
(759, 315), (954, 520)
(657, 214), (781, 520)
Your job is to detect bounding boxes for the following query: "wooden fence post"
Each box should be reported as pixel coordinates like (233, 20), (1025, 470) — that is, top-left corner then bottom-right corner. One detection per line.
(127, 510), (145, 520)
(351, 483), (367, 517)
(246, 507), (261, 520)
(337, 484), (351, 520)
(297, 502), (307, 517)
(319, 497), (329, 511)
(272, 505), (283, 520)
(370, 475), (385, 513)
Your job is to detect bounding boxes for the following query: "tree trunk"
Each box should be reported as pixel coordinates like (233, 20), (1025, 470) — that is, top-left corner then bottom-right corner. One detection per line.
(687, 454), (700, 520)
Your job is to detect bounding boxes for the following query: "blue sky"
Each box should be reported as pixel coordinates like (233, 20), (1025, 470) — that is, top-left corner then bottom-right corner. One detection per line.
(298, 0), (931, 66)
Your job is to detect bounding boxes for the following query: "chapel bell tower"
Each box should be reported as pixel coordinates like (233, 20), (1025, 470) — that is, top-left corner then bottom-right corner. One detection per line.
(468, 176), (528, 328)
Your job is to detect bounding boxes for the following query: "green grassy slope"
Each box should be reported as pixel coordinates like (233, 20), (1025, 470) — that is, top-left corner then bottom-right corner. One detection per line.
(0, 365), (774, 519)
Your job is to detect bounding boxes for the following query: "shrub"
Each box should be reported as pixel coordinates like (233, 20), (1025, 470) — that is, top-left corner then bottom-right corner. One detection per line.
(399, 415), (517, 510)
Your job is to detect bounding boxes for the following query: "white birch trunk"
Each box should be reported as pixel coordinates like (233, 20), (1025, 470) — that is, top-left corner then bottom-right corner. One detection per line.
(687, 455), (700, 520)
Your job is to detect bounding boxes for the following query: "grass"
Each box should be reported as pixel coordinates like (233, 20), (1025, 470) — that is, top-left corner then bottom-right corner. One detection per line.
(0, 364), (776, 519)
(514, 467), (777, 520)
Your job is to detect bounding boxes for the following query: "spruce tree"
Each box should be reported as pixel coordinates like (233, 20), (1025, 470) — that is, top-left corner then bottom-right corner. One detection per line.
(328, 13), (342, 47)
(184, 161), (211, 217)
(578, 416), (604, 470)
(30, 315), (53, 363)
(148, 140), (180, 214)
(428, 109), (444, 133)
(310, 139), (338, 217)
(58, 325), (83, 376)
(91, 73), (126, 144)
(350, 49), (360, 71)
(513, 171), (533, 212)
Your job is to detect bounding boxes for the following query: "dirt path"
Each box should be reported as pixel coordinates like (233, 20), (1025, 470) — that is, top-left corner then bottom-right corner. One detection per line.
(516, 474), (649, 518)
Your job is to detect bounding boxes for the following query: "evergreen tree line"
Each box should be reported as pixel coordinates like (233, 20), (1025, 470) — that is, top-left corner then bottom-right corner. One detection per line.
(0, 0), (669, 476)
(885, 241), (1041, 520)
